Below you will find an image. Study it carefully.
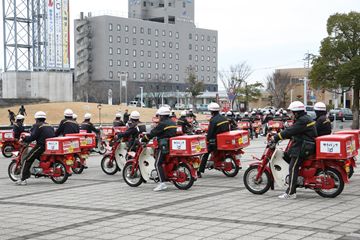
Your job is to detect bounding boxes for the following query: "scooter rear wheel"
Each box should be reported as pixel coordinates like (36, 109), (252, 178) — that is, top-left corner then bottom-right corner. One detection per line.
(243, 165), (271, 194)
(101, 155), (119, 175)
(122, 162), (143, 187)
(222, 157), (240, 177)
(173, 163), (194, 190)
(2, 144), (14, 158)
(8, 160), (21, 182)
(50, 161), (69, 184)
(98, 142), (107, 155)
(315, 168), (344, 198)
(348, 165), (354, 179)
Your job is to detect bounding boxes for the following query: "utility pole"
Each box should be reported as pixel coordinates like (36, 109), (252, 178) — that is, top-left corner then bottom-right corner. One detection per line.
(303, 52), (313, 106)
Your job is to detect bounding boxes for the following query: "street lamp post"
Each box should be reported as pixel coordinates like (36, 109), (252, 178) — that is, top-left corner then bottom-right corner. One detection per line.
(97, 103), (102, 126)
(140, 87), (143, 108)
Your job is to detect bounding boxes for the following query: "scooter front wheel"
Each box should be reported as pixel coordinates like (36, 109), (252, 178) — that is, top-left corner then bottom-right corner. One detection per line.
(315, 168), (344, 198)
(2, 144), (14, 158)
(8, 160), (21, 182)
(101, 155), (119, 175)
(122, 162), (143, 187)
(72, 155), (85, 174)
(50, 161), (69, 184)
(222, 157), (240, 177)
(98, 142), (107, 155)
(243, 165), (271, 194)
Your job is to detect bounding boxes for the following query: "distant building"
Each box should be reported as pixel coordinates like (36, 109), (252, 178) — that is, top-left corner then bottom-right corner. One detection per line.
(74, 0), (218, 105)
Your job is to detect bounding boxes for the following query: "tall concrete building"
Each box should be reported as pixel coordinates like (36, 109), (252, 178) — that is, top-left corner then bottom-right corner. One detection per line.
(74, 0), (218, 105)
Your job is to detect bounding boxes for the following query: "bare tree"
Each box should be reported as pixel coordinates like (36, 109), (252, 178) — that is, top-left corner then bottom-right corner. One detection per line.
(266, 72), (291, 108)
(186, 66), (204, 112)
(219, 62), (252, 109)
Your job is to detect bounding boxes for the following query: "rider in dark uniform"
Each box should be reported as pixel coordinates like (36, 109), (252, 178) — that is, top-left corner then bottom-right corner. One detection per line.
(199, 103), (230, 176)
(226, 111), (238, 130)
(314, 102), (332, 136)
(142, 107), (177, 192)
(177, 111), (192, 134)
(273, 101), (318, 199)
(55, 109), (80, 136)
(113, 113), (126, 127)
(13, 115), (25, 139)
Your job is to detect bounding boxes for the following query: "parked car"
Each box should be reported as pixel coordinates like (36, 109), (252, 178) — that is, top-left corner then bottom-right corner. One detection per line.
(329, 108), (353, 122)
(174, 103), (186, 110)
(306, 106), (316, 120)
(129, 101), (145, 107)
(196, 104), (208, 112)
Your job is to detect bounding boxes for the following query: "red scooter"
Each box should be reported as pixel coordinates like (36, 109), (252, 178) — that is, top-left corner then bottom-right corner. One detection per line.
(267, 120), (284, 134)
(122, 135), (205, 190)
(243, 134), (356, 198)
(238, 121), (253, 139)
(8, 136), (80, 184)
(202, 130), (250, 177)
(0, 131), (21, 158)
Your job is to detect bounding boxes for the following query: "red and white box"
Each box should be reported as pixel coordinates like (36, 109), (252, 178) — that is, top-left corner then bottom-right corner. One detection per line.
(268, 121), (284, 129)
(238, 122), (251, 129)
(0, 131), (14, 142)
(335, 130), (360, 150)
(44, 137), (81, 155)
(101, 127), (114, 137)
(217, 130), (250, 150)
(199, 122), (209, 132)
(169, 135), (207, 156)
(66, 133), (96, 149)
(316, 134), (357, 160)
(114, 126), (127, 134)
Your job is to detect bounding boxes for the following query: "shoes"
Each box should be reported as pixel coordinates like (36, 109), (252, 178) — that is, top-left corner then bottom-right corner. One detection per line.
(278, 193), (296, 200)
(153, 182), (167, 192)
(16, 180), (27, 186)
(197, 171), (202, 178)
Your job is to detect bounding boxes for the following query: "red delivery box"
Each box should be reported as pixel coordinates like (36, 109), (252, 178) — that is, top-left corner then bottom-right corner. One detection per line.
(66, 133), (96, 149)
(335, 130), (360, 150)
(252, 121), (261, 128)
(101, 127), (114, 136)
(217, 130), (250, 150)
(0, 131), (14, 142)
(45, 137), (81, 155)
(199, 122), (209, 132)
(316, 134), (357, 160)
(238, 122), (250, 129)
(169, 135), (207, 156)
(268, 121), (284, 129)
(114, 126), (127, 134)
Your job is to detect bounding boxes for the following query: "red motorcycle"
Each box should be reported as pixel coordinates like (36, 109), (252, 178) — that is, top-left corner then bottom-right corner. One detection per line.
(238, 121), (253, 139)
(66, 133), (96, 174)
(0, 131), (21, 158)
(252, 120), (262, 138)
(8, 136), (81, 184)
(243, 134), (356, 198)
(202, 130), (250, 177)
(122, 135), (205, 190)
(267, 120), (284, 134)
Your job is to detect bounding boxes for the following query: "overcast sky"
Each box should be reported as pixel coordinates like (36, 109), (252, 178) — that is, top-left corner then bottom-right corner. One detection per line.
(1, 0), (359, 88)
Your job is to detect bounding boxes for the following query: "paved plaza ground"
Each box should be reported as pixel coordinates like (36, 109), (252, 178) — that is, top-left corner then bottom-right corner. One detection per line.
(0, 123), (359, 240)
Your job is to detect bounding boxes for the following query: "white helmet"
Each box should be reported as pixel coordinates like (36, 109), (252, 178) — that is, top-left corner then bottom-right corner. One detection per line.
(180, 111), (187, 117)
(84, 113), (92, 120)
(115, 113), (122, 118)
(64, 108), (73, 117)
(158, 106), (171, 116)
(244, 111), (249, 116)
(130, 111), (140, 120)
(208, 102), (220, 112)
(251, 111), (256, 115)
(275, 111), (280, 116)
(16, 114), (25, 120)
(264, 110), (270, 115)
(72, 114), (78, 119)
(314, 102), (327, 111)
(226, 111), (232, 116)
(283, 110), (288, 115)
(288, 101), (305, 112)
(34, 111), (46, 119)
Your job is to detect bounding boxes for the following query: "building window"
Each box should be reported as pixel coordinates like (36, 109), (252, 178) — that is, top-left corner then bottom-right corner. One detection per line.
(162, 30), (166, 36)
(155, 29), (159, 36)
(169, 42), (173, 48)
(132, 26), (136, 34)
(213, 47), (216, 53)
(207, 36), (210, 41)
(195, 55), (198, 61)
(148, 62), (151, 68)
(175, 32), (179, 39)
(207, 46), (210, 51)
(117, 24), (121, 31)
(117, 36), (121, 43)
(148, 73), (151, 79)
(175, 43), (179, 49)
(162, 63), (166, 69)
(201, 45), (204, 51)
(117, 60), (121, 66)
(201, 55), (204, 61)
(162, 52), (166, 58)
(169, 74), (173, 80)
(133, 72), (136, 80)
(213, 36), (217, 43)
(109, 47), (113, 55)
(213, 57), (216, 63)
(213, 67), (216, 73)
(133, 50), (136, 57)
(140, 27), (144, 33)
(140, 73), (144, 79)
(109, 59), (113, 67)
(175, 53), (179, 60)
(189, 33), (192, 39)
(189, 54), (192, 60)
(195, 45), (198, 51)
(169, 31), (172, 37)
(183, 1), (186, 8)
(169, 63), (172, 69)
(140, 39), (144, 45)
(148, 40), (151, 46)
(207, 56), (210, 62)
(169, 53), (173, 59)
(162, 41), (166, 47)
(162, 74), (166, 80)
(201, 35), (205, 41)
(155, 63), (159, 69)
(140, 61), (144, 67)
(155, 73), (159, 80)
(140, 50), (144, 56)
(109, 23), (113, 31)
(176, 75), (179, 81)
(125, 25), (129, 32)
(125, 49), (129, 55)
(148, 28), (151, 34)
(133, 38), (137, 45)
(125, 60), (129, 66)
(155, 40), (159, 47)
(201, 66), (204, 71)
(175, 64), (179, 70)
(195, 66), (198, 71)
(117, 48), (121, 54)
(155, 51), (159, 58)
(109, 35), (113, 43)
(109, 71), (113, 79)
(207, 76), (210, 82)
(148, 51), (151, 57)
(195, 34), (198, 41)
(201, 76), (205, 81)
(207, 66), (210, 72)
(125, 37), (129, 44)
(133, 61), (137, 68)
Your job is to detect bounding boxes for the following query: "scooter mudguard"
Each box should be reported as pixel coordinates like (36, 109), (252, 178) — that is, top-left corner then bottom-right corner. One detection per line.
(270, 149), (289, 189)
(139, 147), (156, 182)
(115, 142), (128, 169)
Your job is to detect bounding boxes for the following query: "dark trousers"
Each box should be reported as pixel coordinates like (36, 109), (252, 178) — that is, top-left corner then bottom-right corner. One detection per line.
(155, 150), (166, 182)
(21, 145), (45, 181)
(199, 152), (212, 173)
(286, 156), (304, 195)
